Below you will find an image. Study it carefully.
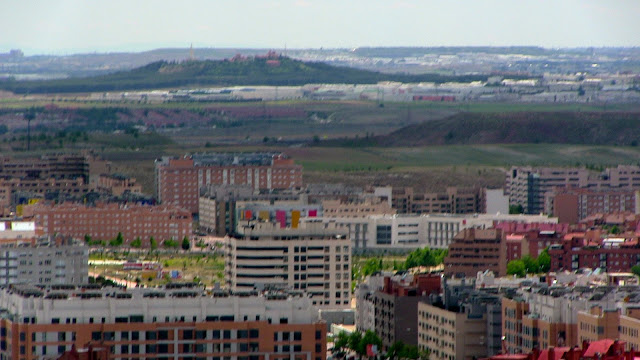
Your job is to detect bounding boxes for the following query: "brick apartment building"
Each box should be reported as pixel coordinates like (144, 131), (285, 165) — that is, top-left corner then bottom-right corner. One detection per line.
(0, 153), (111, 204)
(444, 228), (507, 277)
(0, 284), (326, 360)
(548, 232), (640, 273)
(545, 187), (640, 224)
(155, 153), (303, 214)
(392, 187), (482, 214)
(506, 165), (640, 215)
(29, 203), (192, 245)
(355, 273), (441, 351)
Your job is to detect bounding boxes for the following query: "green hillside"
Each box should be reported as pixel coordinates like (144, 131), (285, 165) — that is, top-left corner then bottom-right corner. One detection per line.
(349, 111), (640, 146)
(0, 56), (500, 94)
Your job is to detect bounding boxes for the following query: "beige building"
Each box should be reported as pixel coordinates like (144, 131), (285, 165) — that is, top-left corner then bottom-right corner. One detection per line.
(578, 306), (640, 352)
(225, 220), (351, 310)
(321, 198), (395, 218)
(418, 302), (488, 360)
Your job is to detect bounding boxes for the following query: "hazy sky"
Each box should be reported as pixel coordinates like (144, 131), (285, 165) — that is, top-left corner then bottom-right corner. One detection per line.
(1, 0), (639, 55)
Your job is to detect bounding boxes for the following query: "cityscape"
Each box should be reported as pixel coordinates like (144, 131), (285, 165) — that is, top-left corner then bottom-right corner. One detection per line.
(1, 1), (640, 360)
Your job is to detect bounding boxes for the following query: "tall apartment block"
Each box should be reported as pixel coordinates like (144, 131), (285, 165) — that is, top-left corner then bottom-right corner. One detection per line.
(28, 202), (192, 245)
(506, 165), (640, 215)
(0, 284), (326, 360)
(155, 153), (303, 213)
(224, 220), (351, 310)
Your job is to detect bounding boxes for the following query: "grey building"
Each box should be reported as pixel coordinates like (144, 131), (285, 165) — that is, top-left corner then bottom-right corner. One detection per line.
(0, 243), (88, 285)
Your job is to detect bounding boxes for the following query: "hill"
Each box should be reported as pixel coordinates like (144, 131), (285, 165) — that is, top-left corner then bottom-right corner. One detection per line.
(0, 56), (498, 94)
(357, 112), (640, 146)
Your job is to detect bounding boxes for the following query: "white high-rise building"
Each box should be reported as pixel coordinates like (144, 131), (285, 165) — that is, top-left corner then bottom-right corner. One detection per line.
(225, 220), (351, 310)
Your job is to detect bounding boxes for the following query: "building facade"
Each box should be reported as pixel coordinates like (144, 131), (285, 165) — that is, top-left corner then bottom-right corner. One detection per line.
(0, 285), (326, 360)
(392, 187), (482, 215)
(224, 220), (351, 310)
(545, 188), (640, 224)
(0, 243), (88, 285)
(30, 203), (192, 245)
(507, 165), (640, 215)
(444, 228), (507, 277)
(155, 153), (303, 213)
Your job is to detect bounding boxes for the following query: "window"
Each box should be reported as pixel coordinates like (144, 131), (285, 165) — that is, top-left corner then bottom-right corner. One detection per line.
(294, 332), (302, 341)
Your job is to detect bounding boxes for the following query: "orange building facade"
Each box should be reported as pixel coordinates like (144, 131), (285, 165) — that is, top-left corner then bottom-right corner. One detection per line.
(29, 203), (192, 245)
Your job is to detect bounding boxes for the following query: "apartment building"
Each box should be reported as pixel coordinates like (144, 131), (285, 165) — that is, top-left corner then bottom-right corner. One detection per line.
(321, 198), (394, 218)
(0, 153), (111, 204)
(0, 242), (88, 285)
(0, 284), (326, 360)
(444, 228), (507, 277)
(224, 220), (351, 310)
(96, 174), (142, 196)
(155, 153), (303, 213)
(392, 187), (482, 214)
(418, 300), (491, 360)
(29, 202), (192, 245)
(364, 274), (441, 351)
(506, 165), (640, 215)
(545, 187), (640, 224)
(548, 232), (640, 273)
(501, 283), (640, 354)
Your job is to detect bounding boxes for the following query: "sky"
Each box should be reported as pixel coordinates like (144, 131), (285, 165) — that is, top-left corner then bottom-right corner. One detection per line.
(1, 0), (639, 55)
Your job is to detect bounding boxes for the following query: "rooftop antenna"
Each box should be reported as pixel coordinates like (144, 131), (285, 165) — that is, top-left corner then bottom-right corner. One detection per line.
(189, 43), (195, 61)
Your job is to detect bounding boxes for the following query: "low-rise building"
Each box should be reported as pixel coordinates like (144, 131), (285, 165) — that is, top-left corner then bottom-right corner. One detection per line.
(0, 242), (88, 285)
(29, 202), (192, 245)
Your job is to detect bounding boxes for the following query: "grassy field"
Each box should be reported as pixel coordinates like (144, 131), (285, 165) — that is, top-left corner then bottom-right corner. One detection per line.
(90, 251), (225, 288)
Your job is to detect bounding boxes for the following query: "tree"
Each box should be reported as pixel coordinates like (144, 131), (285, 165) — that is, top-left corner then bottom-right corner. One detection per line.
(632, 265), (640, 278)
(163, 239), (179, 248)
(131, 237), (142, 248)
(538, 248), (551, 273)
(348, 331), (362, 355)
(359, 330), (382, 356)
(84, 234), (92, 244)
(109, 232), (124, 247)
(507, 259), (526, 277)
(182, 236), (190, 251)
(521, 255), (539, 274)
(509, 204), (524, 214)
(149, 237), (158, 251)
(333, 331), (349, 353)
